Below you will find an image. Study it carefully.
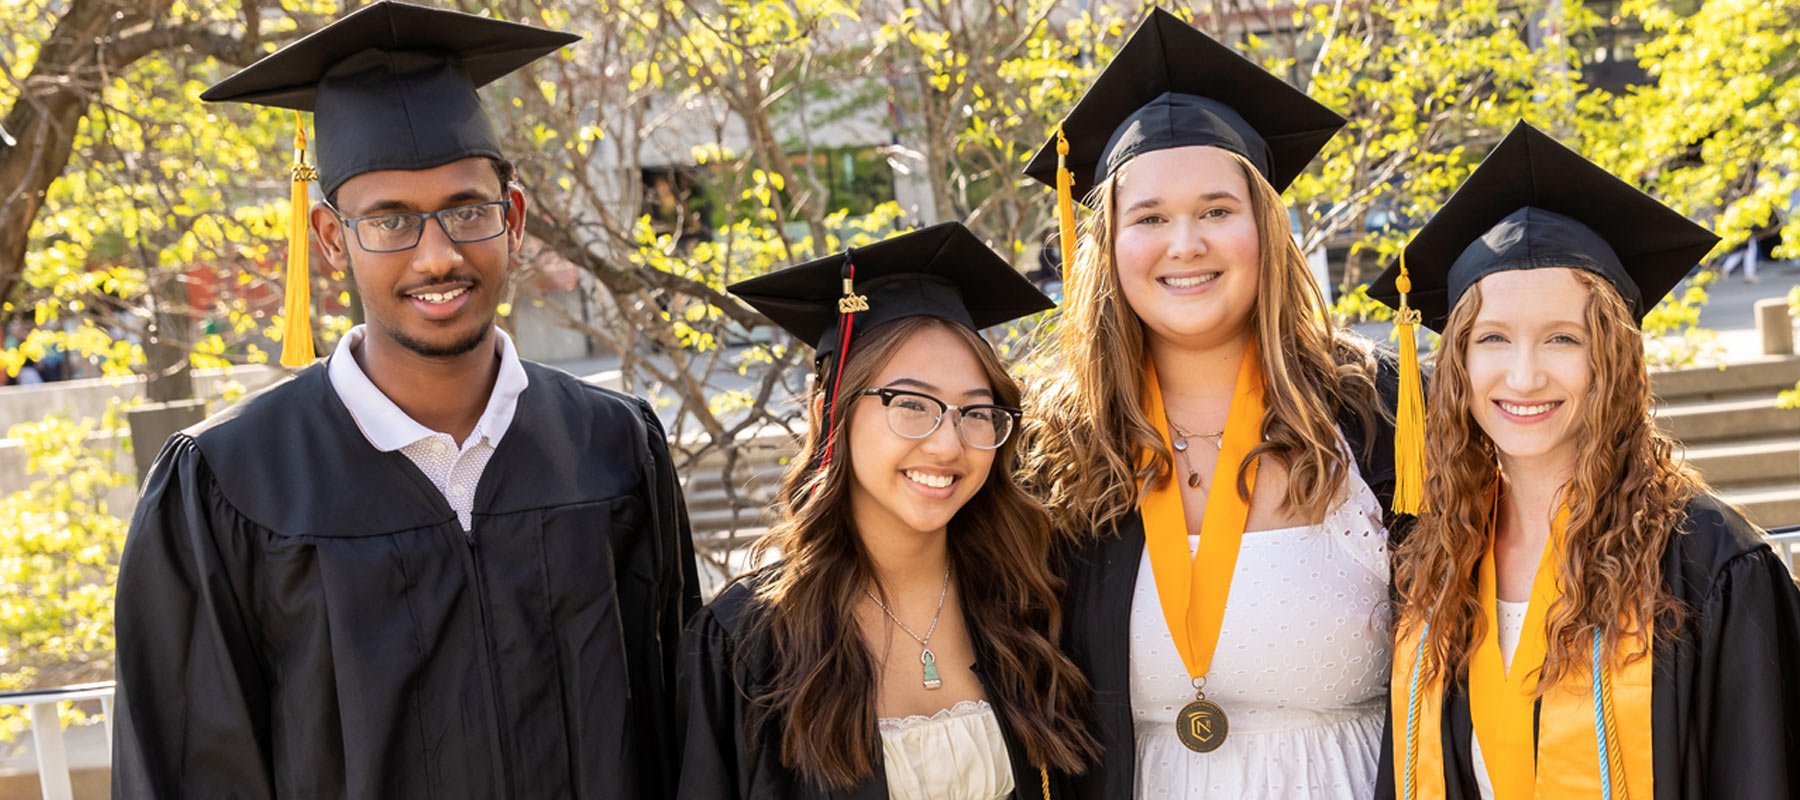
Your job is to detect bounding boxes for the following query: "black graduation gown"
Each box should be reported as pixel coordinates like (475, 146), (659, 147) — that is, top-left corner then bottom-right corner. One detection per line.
(1055, 353), (1409, 800)
(1374, 493), (1800, 800)
(676, 578), (1058, 800)
(111, 361), (701, 799)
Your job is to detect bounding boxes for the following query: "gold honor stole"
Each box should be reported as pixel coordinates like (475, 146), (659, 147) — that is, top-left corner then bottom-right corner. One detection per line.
(1392, 504), (1655, 800)
(1140, 339), (1264, 753)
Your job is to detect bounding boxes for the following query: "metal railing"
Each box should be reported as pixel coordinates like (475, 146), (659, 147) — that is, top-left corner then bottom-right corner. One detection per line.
(1767, 524), (1800, 574)
(0, 681), (113, 800)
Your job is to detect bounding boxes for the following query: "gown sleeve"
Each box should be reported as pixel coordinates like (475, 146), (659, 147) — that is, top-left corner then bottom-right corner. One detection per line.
(111, 434), (275, 799)
(1373, 699), (1397, 800)
(675, 601), (748, 799)
(1675, 545), (1800, 797)
(634, 402), (704, 798)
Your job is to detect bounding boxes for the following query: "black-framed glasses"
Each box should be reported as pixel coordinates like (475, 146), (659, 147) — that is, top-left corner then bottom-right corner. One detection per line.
(327, 199), (511, 253)
(857, 387), (1022, 450)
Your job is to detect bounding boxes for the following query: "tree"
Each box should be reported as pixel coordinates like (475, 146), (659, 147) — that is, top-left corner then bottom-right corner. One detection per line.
(4, 0), (1796, 699)
(2, 0), (334, 399)
(0, 405), (132, 743)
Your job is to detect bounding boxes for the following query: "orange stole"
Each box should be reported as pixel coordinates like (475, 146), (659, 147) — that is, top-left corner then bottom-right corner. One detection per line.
(1138, 340), (1264, 683)
(1391, 507), (1654, 799)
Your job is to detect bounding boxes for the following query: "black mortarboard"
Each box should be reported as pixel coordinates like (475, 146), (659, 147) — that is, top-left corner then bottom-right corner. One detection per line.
(1368, 122), (1719, 515)
(1370, 121), (1720, 332)
(730, 221), (1051, 471)
(202, 1), (579, 198)
(200, 2), (577, 367)
(728, 221), (1054, 365)
(1022, 8), (1345, 202)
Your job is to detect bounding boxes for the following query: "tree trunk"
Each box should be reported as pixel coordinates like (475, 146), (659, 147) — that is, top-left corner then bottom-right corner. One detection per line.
(142, 270), (194, 403)
(0, 0), (275, 304)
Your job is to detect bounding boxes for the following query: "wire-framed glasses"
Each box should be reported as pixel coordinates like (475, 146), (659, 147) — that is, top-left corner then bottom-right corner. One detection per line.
(327, 199), (511, 253)
(856, 387), (1021, 450)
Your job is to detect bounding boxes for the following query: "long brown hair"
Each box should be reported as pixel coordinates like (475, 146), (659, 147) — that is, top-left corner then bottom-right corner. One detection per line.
(1394, 270), (1699, 690)
(1022, 150), (1383, 537)
(744, 315), (1100, 790)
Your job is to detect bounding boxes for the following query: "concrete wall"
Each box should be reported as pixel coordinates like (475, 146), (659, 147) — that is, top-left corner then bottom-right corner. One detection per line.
(0, 366), (286, 433)
(0, 366), (287, 500)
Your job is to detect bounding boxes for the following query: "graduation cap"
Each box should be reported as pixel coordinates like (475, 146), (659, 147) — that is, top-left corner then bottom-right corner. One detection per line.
(1369, 121), (1719, 332)
(1021, 8), (1346, 281)
(1367, 121), (1720, 512)
(728, 221), (1053, 466)
(202, 1), (579, 367)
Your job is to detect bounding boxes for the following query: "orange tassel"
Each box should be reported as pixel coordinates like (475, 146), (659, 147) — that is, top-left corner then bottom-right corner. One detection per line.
(280, 111), (317, 368)
(1054, 123), (1077, 286)
(1392, 251), (1425, 514)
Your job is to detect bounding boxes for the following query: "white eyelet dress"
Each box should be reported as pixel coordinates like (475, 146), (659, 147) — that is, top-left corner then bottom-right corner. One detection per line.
(877, 699), (1015, 800)
(1128, 462), (1392, 798)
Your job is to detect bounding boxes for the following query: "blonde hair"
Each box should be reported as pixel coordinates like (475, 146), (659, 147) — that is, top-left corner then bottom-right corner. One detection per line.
(1022, 149), (1384, 538)
(1394, 270), (1699, 690)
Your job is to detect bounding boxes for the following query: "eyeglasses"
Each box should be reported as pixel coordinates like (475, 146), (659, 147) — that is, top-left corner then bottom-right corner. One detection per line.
(327, 199), (511, 253)
(856, 387), (1022, 450)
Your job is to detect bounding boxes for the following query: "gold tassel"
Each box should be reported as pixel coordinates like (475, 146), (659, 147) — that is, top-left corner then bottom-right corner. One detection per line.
(281, 111), (318, 368)
(1392, 251), (1425, 514)
(1054, 122), (1077, 286)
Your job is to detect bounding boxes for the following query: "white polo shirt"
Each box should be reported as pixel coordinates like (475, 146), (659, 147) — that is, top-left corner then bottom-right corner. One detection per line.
(327, 324), (529, 531)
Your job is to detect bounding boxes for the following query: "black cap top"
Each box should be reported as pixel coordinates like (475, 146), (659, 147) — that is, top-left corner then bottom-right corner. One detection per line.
(1022, 8), (1345, 202)
(727, 222), (1054, 365)
(1369, 122), (1720, 331)
(202, 1), (579, 198)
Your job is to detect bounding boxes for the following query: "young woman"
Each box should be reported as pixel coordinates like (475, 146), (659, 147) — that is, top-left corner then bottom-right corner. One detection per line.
(676, 222), (1100, 799)
(1019, 10), (1405, 799)
(1375, 122), (1800, 799)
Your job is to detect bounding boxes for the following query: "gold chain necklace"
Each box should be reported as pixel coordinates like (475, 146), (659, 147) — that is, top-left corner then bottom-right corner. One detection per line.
(1167, 418), (1223, 489)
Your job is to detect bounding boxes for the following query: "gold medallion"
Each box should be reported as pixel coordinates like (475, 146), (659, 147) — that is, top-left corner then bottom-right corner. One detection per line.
(1175, 698), (1228, 753)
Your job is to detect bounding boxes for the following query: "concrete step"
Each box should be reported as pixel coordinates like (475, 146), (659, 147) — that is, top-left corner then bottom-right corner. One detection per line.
(683, 462), (787, 495)
(1679, 437), (1800, 487)
(1717, 482), (1800, 530)
(684, 487), (780, 515)
(678, 426), (798, 471)
(1655, 396), (1800, 444)
(1652, 355), (1800, 404)
(686, 503), (778, 536)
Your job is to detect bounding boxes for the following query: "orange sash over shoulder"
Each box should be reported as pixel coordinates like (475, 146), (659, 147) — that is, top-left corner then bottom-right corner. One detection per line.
(1392, 503), (1654, 800)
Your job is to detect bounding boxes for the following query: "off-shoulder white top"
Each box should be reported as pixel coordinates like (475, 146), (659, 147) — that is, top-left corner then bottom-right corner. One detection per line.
(877, 699), (1015, 800)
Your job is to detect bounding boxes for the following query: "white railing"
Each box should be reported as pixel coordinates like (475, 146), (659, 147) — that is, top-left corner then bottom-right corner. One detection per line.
(1768, 525), (1800, 574)
(0, 681), (113, 800)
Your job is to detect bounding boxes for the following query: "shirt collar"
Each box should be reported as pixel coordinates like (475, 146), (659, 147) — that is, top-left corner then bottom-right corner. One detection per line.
(327, 324), (530, 453)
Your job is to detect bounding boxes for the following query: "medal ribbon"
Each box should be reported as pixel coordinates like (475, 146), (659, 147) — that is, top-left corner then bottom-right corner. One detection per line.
(1392, 494), (1654, 800)
(1140, 339), (1264, 681)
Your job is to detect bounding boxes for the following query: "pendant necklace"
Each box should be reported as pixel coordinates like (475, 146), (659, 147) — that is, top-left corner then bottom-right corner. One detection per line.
(1167, 416), (1232, 751)
(1168, 419), (1223, 489)
(864, 565), (952, 690)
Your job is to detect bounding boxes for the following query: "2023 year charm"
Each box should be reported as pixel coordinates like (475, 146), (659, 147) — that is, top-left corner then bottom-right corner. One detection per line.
(1175, 680), (1228, 753)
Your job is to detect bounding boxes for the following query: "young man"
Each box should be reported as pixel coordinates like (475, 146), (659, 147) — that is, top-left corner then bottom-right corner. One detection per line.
(111, 4), (699, 798)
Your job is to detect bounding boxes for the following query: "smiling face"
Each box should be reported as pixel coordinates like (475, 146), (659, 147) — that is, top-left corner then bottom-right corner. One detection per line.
(1111, 145), (1262, 351)
(845, 324), (999, 540)
(313, 157), (526, 360)
(1463, 267), (1594, 474)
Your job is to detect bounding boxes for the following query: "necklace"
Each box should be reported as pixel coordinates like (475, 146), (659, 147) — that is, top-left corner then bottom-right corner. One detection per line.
(1167, 418), (1223, 489)
(864, 565), (952, 690)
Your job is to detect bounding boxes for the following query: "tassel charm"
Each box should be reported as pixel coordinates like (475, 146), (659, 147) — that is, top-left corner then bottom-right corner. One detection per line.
(280, 111), (318, 368)
(1054, 123), (1077, 287)
(1392, 253), (1426, 514)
